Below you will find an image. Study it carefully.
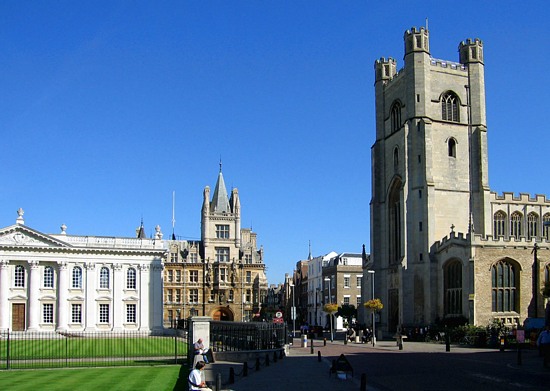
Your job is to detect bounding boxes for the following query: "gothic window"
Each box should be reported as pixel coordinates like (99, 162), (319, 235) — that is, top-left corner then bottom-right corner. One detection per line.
(127, 268), (136, 289)
(510, 212), (523, 240)
(390, 102), (401, 132)
(393, 147), (399, 171)
(14, 265), (25, 287)
(527, 212), (539, 240)
(72, 267), (82, 289)
(388, 179), (402, 266)
(444, 261), (462, 315)
(99, 267), (110, 289)
(491, 260), (517, 312)
(544, 214), (550, 240)
(442, 92), (460, 122)
(493, 211), (506, 237)
(448, 138), (457, 157)
(43, 266), (54, 288)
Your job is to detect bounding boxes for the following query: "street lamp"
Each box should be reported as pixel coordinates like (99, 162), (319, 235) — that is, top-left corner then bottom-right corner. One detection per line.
(367, 270), (376, 346)
(290, 283), (296, 339)
(324, 277), (333, 342)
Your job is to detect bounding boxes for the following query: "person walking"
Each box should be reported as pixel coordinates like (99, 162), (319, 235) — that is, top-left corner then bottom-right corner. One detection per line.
(537, 325), (550, 368)
(188, 361), (212, 391)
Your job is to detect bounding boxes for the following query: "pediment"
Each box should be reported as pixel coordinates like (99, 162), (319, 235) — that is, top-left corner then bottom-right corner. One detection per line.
(9, 294), (27, 301)
(123, 296), (139, 301)
(0, 225), (71, 248)
(68, 296), (85, 302)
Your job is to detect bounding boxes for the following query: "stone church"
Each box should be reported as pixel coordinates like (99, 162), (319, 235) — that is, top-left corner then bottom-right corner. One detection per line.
(368, 26), (550, 335)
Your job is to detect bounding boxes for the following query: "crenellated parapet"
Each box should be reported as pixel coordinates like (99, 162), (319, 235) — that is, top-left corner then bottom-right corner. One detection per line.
(459, 38), (484, 64)
(404, 26), (430, 56)
(490, 191), (550, 205)
(374, 57), (397, 83)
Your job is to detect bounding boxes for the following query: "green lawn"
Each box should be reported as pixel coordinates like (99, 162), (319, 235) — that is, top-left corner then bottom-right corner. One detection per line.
(0, 365), (190, 391)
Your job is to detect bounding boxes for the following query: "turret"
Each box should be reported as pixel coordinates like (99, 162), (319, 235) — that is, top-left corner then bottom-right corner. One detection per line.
(374, 57), (397, 84)
(404, 27), (430, 57)
(459, 38), (484, 65)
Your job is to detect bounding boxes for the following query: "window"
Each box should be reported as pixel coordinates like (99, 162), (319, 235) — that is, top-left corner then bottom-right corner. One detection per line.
(175, 289), (181, 303)
(99, 304), (110, 323)
(188, 253), (198, 263)
(246, 271), (251, 283)
(189, 270), (198, 283)
(216, 225), (230, 239)
(448, 138), (457, 157)
(217, 267), (228, 282)
(544, 214), (550, 240)
(442, 92), (459, 122)
(175, 270), (181, 283)
(229, 289), (234, 301)
(72, 267), (82, 289)
(99, 267), (110, 289)
(167, 270), (173, 282)
(356, 276), (362, 288)
(491, 260), (517, 312)
(444, 261), (462, 315)
(167, 289), (173, 302)
(344, 276), (350, 288)
(356, 295), (361, 307)
(210, 291), (215, 301)
(44, 266), (54, 288)
(216, 247), (230, 262)
(390, 102), (401, 132)
(189, 289), (199, 304)
(43, 303), (54, 324)
(527, 212), (538, 240)
(510, 212), (522, 240)
(393, 147), (399, 171)
(14, 265), (25, 287)
(493, 211), (506, 237)
(343, 296), (350, 306)
(127, 268), (136, 289)
(170, 252), (178, 263)
(245, 289), (251, 303)
(126, 304), (136, 323)
(72, 304), (82, 323)
(244, 254), (252, 264)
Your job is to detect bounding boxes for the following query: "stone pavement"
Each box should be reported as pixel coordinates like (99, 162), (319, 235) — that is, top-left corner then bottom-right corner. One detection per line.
(203, 337), (548, 391)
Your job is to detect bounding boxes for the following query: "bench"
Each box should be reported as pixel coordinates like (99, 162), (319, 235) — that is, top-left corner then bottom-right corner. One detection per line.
(329, 354), (353, 379)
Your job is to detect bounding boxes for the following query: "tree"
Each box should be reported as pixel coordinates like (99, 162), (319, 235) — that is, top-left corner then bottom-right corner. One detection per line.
(363, 298), (383, 312)
(337, 304), (357, 327)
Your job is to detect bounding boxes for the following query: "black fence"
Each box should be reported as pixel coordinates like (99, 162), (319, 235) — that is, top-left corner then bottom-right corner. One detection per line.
(210, 321), (287, 352)
(0, 330), (187, 370)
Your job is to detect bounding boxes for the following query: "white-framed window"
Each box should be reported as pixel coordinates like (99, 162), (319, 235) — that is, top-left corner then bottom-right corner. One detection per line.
(72, 267), (82, 289)
(189, 270), (198, 283)
(127, 268), (136, 289)
(99, 304), (110, 323)
(167, 289), (173, 303)
(244, 254), (252, 264)
(43, 266), (54, 288)
(43, 303), (54, 324)
(72, 304), (82, 323)
(167, 269), (173, 282)
(189, 289), (199, 304)
(356, 295), (361, 307)
(188, 253), (198, 263)
(343, 276), (350, 288)
(175, 270), (181, 283)
(175, 289), (181, 303)
(99, 267), (110, 289)
(216, 225), (230, 239)
(170, 252), (178, 263)
(216, 247), (230, 262)
(14, 265), (25, 287)
(246, 271), (252, 283)
(356, 275), (362, 288)
(219, 267), (227, 282)
(343, 296), (350, 306)
(126, 304), (136, 323)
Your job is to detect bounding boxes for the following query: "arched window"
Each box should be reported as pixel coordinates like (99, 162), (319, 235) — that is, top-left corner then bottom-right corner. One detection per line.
(388, 179), (402, 266)
(14, 265), (25, 287)
(391, 102), (401, 132)
(127, 268), (137, 290)
(442, 92), (460, 122)
(393, 147), (399, 171)
(100, 267), (110, 289)
(44, 266), (54, 288)
(491, 260), (517, 312)
(510, 212), (523, 240)
(493, 211), (506, 237)
(72, 267), (82, 289)
(444, 260), (462, 315)
(544, 213), (550, 240)
(527, 212), (539, 240)
(448, 138), (457, 157)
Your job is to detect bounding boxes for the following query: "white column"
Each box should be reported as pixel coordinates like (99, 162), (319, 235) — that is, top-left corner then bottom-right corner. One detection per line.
(139, 264), (150, 331)
(112, 263), (123, 330)
(0, 260), (9, 330)
(56, 261), (68, 331)
(84, 263), (96, 331)
(27, 260), (40, 330)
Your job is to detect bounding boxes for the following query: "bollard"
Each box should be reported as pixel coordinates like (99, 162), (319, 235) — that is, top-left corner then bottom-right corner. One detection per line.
(445, 334), (450, 352)
(318, 350), (321, 362)
(500, 337), (505, 352)
(360, 373), (367, 391)
(229, 367), (235, 384)
(215, 373), (222, 391)
(517, 344), (522, 366)
(398, 340), (403, 350)
(243, 361), (248, 377)
(273, 351), (278, 363)
(311, 340), (314, 354)
(265, 353), (270, 367)
(256, 357), (261, 371)
(324, 337), (327, 346)
(344, 336), (348, 345)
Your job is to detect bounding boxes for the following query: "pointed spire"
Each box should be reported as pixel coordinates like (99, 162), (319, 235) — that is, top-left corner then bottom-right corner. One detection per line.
(211, 164), (230, 213)
(308, 240), (312, 260)
(136, 218), (146, 239)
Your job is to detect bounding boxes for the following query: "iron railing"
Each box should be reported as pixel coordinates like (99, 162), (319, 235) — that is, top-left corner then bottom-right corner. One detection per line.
(210, 321), (286, 352)
(0, 330), (187, 370)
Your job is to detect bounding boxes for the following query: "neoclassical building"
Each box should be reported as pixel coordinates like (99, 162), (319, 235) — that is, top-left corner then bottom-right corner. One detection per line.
(0, 209), (165, 333)
(162, 168), (268, 325)
(369, 27), (550, 335)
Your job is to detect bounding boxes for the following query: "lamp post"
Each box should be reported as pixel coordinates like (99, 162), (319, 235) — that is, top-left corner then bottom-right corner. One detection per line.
(324, 277), (333, 342)
(290, 283), (296, 339)
(367, 270), (376, 346)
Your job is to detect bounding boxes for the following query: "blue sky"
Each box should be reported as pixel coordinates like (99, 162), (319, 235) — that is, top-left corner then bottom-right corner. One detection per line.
(1, 1), (549, 285)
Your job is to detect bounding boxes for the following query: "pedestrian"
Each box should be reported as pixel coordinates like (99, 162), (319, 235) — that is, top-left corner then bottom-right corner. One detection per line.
(188, 361), (212, 391)
(537, 325), (550, 368)
(194, 338), (210, 363)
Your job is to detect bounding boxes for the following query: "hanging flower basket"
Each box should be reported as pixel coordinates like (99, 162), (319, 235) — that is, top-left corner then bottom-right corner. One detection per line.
(364, 298), (383, 312)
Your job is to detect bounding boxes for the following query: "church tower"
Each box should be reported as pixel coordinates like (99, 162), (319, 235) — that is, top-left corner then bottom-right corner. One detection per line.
(370, 27), (490, 332)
